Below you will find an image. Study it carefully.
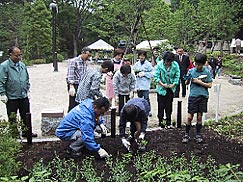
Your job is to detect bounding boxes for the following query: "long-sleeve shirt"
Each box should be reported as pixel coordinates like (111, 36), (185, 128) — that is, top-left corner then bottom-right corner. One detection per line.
(133, 60), (153, 91)
(0, 59), (30, 99)
(154, 60), (180, 96)
(55, 99), (104, 151)
(119, 98), (149, 138)
(75, 67), (103, 103)
(66, 56), (87, 85)
(113, 71), (136, 96)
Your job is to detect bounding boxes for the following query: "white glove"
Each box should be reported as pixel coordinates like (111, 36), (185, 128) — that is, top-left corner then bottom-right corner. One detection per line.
(94, 131), (101, 138)
(107, 71), (113, 77)
(126, 122), (131, 128)
(98, 148), (109, 158)
(115, 95), (119, 106)
(100, 123), (108, 135)
(129, 91), (134, 99)
(139, 132), (145, 140)
(121, 138), (131, 151)
(68, 85), (76, 96)
(27, 91), (31, 99)
(0, 95), (8, 104)
(138, 71), (145, 77)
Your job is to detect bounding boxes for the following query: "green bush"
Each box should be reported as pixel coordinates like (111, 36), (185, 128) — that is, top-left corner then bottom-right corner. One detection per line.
(0, 120), (22, 177)
(46, 53), (64, 63)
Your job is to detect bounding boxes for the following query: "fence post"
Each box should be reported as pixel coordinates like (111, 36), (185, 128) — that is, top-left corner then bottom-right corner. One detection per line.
(26, 113), (32, 144)
(110, 107), (116, 138)
(177, 101), (182, 128)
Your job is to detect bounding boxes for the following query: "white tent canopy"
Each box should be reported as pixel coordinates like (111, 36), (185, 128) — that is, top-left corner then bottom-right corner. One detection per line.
(88, 39), (114, 50)
(136, 39), (170, 50)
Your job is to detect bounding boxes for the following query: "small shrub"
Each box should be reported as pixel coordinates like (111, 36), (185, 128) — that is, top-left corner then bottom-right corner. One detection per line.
(0, 120), (22, 177)
(46, 54), (64, 63)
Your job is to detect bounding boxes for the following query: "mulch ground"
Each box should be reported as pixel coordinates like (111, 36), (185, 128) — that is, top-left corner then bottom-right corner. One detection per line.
(17, 128), (243, 178)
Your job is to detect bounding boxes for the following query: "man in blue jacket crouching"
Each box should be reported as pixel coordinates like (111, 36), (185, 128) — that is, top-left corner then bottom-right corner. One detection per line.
(56, 97), (110, 158)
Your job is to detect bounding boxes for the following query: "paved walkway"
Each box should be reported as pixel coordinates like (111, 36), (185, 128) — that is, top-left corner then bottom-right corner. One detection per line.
(1, 61), (243, 138)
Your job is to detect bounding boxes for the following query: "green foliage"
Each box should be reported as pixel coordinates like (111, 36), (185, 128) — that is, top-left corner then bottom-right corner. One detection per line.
(204, 112), (243, 142)
(106, 153), (132, 182)
(81, 156), (103, 182)
(138, 152), (243, 181)
(0, 120), (22, 177)
(28, 159), (52, 182)
(27, 155), (81, 182)
(21, 0), (52, 60)
(46, 54), (64, 63)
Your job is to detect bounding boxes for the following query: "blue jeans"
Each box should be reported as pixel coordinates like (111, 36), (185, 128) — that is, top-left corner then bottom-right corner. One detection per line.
(137, 90), (151, 112)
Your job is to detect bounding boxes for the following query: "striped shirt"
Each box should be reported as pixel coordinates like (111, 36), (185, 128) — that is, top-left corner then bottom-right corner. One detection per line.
(67, 56), (87, 84)
(75, 67), (103, 103)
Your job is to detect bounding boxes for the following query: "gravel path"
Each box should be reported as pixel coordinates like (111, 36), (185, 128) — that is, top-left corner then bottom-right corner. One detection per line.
(1, 60), (243, 138)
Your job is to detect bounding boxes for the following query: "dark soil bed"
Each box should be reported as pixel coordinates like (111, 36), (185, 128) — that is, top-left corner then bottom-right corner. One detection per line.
(17, 128), (243, 178)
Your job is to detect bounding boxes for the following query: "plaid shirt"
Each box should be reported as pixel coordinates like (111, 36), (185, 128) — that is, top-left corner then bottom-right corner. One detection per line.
(67, 56), (87, 84)
(75, 67), (103, 103)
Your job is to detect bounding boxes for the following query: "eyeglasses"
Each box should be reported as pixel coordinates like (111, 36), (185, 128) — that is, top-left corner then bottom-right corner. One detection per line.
(13, 54), (22, 58)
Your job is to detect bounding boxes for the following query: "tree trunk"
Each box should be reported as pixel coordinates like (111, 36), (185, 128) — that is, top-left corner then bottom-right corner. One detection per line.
(219, 40), (224, 56)
(73, 34), (77, 57)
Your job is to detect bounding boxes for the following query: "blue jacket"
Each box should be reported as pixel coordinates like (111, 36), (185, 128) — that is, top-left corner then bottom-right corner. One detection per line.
(55, 99), (104, 151)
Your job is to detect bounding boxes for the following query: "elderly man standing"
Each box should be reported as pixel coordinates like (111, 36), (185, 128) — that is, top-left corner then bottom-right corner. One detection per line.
(66, 47), (92, 112)
(0, 46), (37, 137)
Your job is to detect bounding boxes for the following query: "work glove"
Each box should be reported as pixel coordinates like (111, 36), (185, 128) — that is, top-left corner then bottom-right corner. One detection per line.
(138, 71), (145, 77)
(115, 95), (119, 106)
(68, 85), (76, 96)
(107, 71), (113, 77)
(94, 131), (101, 138)
(98, 148), (109, 158)
(121, 137), (131, 151)
(137, 133), (146, 152)
(27, 91), (31, 99)
(126, 122), (131, 128)
(0, 95), (8, 104)
(100, 123), (108, 135)
(138, 132), (145, 140)
(129, 91), (134, 99)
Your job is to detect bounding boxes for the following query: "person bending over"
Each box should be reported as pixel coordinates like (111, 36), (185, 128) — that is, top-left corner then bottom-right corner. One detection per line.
(119, 98), (149, 152)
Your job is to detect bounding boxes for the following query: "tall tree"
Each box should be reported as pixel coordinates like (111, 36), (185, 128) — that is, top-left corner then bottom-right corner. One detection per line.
(58, 0), (99, 57)
(142, 0), (171, 40)
(21, 0), (52, 59)
(164, 0), (197, 50)
(0, 2), (24, 59)
(197, 0), (241, 54)
(92, 0), (153, 50)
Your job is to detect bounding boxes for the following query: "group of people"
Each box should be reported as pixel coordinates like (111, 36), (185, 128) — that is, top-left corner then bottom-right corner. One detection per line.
(0, 46), (213, 159)
(55, 46), (213, 158)
(58, 47), (153, 157)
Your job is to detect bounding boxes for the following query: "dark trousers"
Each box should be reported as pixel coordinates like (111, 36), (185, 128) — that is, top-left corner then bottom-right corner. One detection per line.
(6, 98), (30, 126)
(118, 95), (130, 115)
(67, 84), (79, 112)
(157, 89), (174, 125)
(175, 77), (186, 97)
(137, 90), (151, 112)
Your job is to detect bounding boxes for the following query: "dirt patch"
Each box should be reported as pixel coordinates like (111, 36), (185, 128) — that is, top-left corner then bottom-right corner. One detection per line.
(17, 128), (243, 178)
